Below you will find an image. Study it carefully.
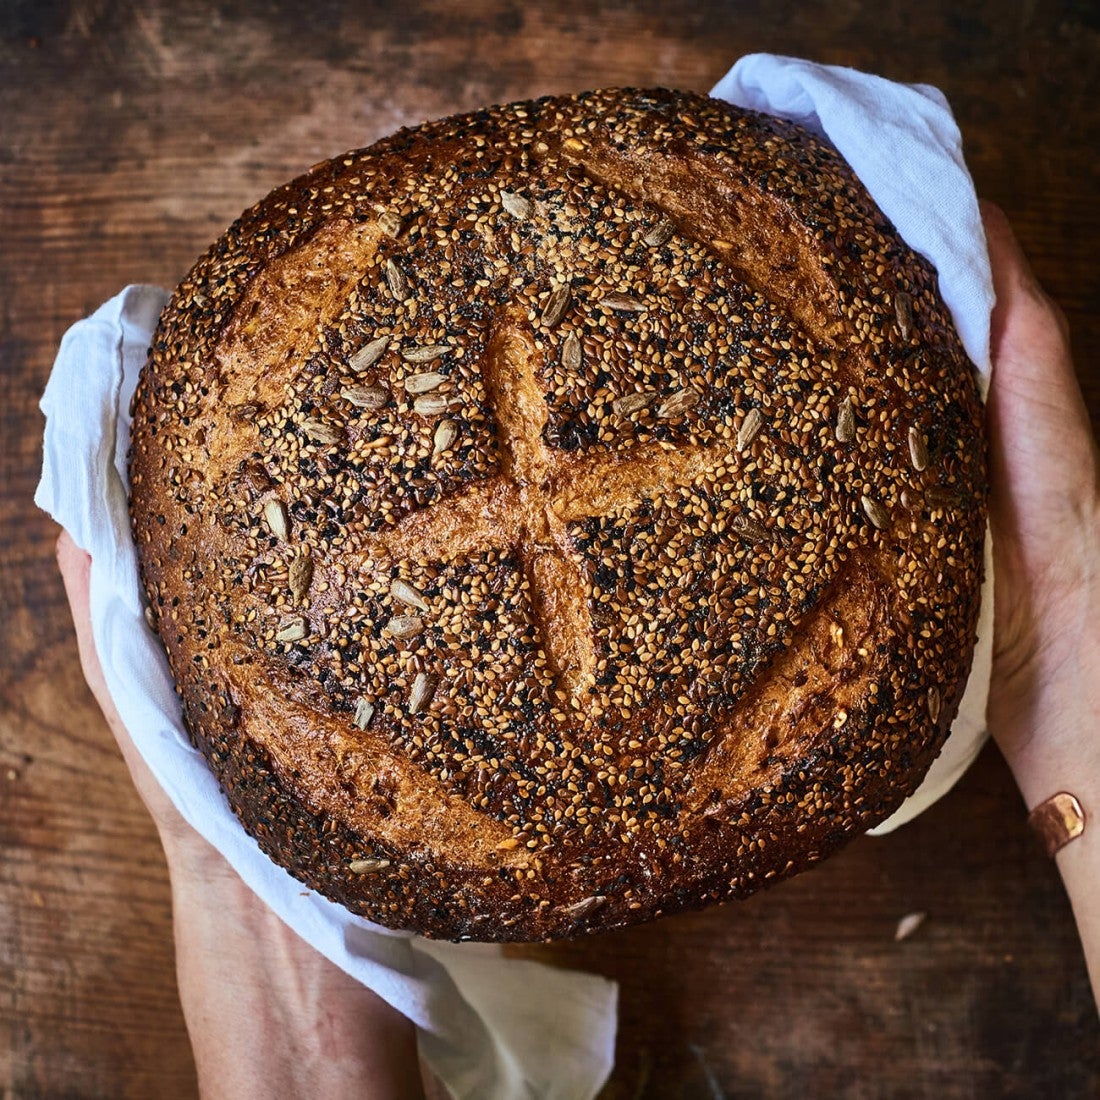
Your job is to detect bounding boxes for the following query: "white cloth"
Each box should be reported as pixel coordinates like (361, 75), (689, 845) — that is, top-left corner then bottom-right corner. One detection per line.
(35, 56), (996, 1096)
(711, 55), (994, 833)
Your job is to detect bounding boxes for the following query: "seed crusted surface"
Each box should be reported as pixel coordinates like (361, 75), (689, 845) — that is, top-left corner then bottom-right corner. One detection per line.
(129, 88), (986, 941)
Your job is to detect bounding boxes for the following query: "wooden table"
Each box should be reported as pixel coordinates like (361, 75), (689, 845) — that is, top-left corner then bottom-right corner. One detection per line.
(3, 2), (1098, 1096)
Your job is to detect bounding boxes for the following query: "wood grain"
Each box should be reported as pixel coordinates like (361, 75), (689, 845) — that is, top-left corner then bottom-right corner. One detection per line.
(2, 1), (1098, 1096)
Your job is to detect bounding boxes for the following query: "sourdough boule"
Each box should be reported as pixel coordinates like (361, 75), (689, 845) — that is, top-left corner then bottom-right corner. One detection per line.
(129, 87), (986, 941)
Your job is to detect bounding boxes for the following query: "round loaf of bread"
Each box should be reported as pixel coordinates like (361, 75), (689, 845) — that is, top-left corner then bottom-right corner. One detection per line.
(129, 87), (986, 941)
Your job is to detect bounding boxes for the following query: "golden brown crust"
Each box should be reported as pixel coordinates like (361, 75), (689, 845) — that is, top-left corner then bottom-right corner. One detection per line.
(128, 88), (986, 941)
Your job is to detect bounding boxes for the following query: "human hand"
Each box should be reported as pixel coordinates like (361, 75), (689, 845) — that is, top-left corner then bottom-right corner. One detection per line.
(56, 530), (425, 1099)
(56, 530), (222, 868)
(983, 202), (1100, 796)
(983, 204), (1100, 1011)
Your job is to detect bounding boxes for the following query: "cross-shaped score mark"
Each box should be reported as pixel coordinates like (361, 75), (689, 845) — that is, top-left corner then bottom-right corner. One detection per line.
(351, 316), (790, 709)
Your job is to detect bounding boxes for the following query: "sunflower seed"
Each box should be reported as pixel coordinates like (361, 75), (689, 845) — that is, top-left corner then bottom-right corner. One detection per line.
(600, 292), (646, 312)
(433, 418), (458, 455)
(302, 419), (342, 445)
(402, 344), (450, 364)
(908, 425), (929, 471)
(263, 498), (289, 541)
(928, 686), (942, 723)
(861, 495), (890, 530)
(561, 331), (582, 371)
(275, 617), (307, 643)
(391, 578), (428, 612)
(835, 395), (855, 443)
(644, 220), (674, 247)
(413, 393), (455, 416)
(541, 284), (571, 328)
(559, 895), (606, 919)
(408, 671), (437, 714)
(349, 857), (390, 874)
(895, 291), (914, 340)
(562, 137), (585, 152)
(377, 210), (404, 238)
(501, 190), (533, 220)
(736, 407), (763, 452)
(731, 514), (769, 543)
(349, 335), (390, 372)
(385, 258), (409, 300)
(341, 384), (388, 409)
(386, 614), (424, 639)
(613, 391), (656, 416)
(289, 553), (313, 602)
(657, 388), (699, 418)
(353, 696), (374, 730)
(495, 837), (521, 851)
(403, 371), (446, 393)
(143, 605), (157, 630)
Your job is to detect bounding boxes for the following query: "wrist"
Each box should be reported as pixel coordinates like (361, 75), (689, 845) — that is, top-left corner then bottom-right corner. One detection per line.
(160, 834), (424, 1099)
(158, 822), (248, 901)
(992, 643), (1100, 809)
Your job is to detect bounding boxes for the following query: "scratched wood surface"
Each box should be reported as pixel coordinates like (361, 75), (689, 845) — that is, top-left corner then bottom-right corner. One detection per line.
(2, 1), (1099, 1097)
